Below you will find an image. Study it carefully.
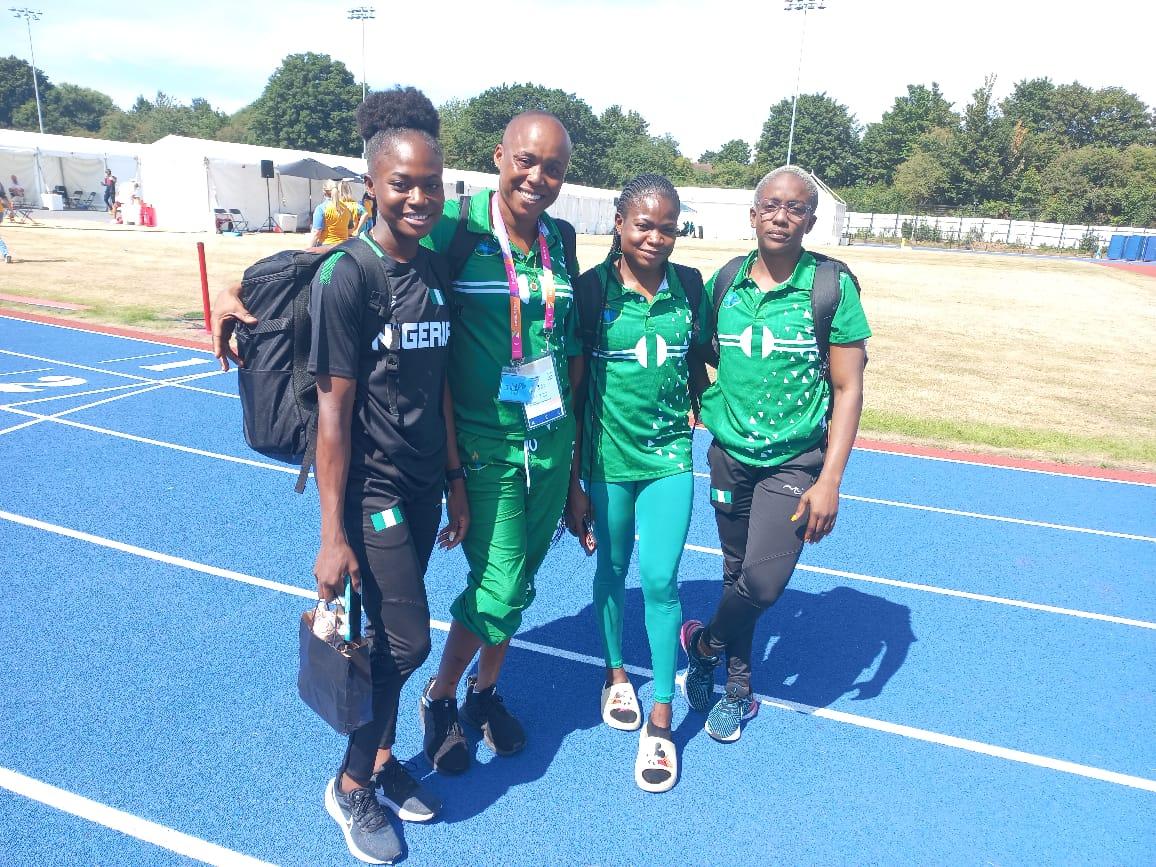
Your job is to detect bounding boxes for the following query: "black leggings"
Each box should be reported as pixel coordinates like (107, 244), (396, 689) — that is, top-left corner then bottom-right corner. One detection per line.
(702, 441), (824, 695)
(338, 490), (440, 784)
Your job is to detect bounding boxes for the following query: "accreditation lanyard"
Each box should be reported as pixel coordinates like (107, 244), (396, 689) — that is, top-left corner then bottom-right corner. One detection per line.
(489, 194), (556, 363)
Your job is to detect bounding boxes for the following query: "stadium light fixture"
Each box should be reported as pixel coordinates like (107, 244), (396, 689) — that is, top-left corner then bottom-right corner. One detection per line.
(783, 0), (826, 166)
(348, 6), (375, 102)
(10, 7), (44, 135)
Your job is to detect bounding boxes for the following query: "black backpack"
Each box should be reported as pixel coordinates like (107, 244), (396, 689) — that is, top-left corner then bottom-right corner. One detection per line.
(701, 251), (862, 377)
(234, 238), (396, 493)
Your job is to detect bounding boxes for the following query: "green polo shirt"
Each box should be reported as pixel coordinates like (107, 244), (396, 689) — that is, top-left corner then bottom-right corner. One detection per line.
(700, 250), (871, 467)
(424, 190), (580, 441)
(582, 259), (709, 483)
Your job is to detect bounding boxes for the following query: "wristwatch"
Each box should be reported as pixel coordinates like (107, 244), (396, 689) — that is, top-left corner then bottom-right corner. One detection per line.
(445, 466), (466, 483)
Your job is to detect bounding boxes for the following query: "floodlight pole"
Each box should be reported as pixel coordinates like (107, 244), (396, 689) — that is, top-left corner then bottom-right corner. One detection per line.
(348, 6), (375, 102)
(10, 7), (44, 134)
(784, 0), (825, 166)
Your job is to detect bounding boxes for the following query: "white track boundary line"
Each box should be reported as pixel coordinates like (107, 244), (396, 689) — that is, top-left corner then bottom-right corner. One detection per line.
(681, 542), (1156, 630)
(0, 408), (298, 474)
(100, 351), (180, 363)
(0, 348), (234, 399)
(855, 443), (1156, 489)
(690, 472), (1155, 542)
(0, 767), (276, 867)
(0, 313), (218, 354)
(3, 508), (1155, 795)
(841, 494), (1156, 543)
(0, 366), (51, 377)
(7, 314), (1150, 487)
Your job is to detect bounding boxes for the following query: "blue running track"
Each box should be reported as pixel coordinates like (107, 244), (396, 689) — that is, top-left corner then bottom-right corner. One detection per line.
(1, 314), (1153, 865)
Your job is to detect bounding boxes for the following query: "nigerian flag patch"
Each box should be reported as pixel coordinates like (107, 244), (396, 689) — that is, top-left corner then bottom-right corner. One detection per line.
(370, 507), (404, 532)
(428, 286), (445, 306)
(710, 488), (732, 504)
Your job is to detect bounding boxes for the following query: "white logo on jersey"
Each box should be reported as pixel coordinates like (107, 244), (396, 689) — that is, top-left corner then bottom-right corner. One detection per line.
(633, 334), (670, 368)
(717, 324), (816, 358)
(373, 321), (451, 351)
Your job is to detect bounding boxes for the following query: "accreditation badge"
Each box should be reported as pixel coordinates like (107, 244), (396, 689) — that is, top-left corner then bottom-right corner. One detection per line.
(500, 354), (565, 429)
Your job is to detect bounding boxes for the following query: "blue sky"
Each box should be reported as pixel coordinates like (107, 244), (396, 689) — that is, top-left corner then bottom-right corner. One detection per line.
(5, 0), (1155, 159)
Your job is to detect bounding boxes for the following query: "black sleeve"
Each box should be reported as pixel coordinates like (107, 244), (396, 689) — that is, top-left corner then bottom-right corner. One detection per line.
(308, 251), (366, 379)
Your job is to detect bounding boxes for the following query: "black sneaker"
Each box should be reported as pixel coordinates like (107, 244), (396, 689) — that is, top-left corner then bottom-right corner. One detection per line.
(372, 757), (441, 823)
(324, 778), (403, 865)
(420, 677), (470, 775)
(459, 675), (526, 756)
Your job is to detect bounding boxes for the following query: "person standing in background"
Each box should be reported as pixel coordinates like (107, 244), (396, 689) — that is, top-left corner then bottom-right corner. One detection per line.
(102, 169), (117, 213)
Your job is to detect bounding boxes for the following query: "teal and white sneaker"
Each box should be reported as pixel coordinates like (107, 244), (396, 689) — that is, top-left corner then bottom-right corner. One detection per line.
(679, 619), (720, 712)
(705, 684), (760, 743)
(324, 778), (403, 864)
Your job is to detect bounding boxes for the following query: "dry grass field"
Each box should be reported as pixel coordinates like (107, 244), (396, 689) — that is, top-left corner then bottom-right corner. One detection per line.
(1, 217), (1154, 471)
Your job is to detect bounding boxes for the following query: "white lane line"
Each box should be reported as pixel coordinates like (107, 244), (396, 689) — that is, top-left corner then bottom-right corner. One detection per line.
(842, 494), (1156, 543)
(855, 443), (1156, 489)
(4, 509), (1153, 796)
(690, 472), (1155, 542)
(0, 313), (217, 354)
(100, 351), (179, 364)
(0, 408), (298, 474)
(682, 542), (1156, 630)
(0, 367), (51, 377)
(0, 348), (235, 399)
(3, 380), (148, 408)
(142, 358), (213, 372)
(0, 767), (276, 867)
(0, 510), (315, 598)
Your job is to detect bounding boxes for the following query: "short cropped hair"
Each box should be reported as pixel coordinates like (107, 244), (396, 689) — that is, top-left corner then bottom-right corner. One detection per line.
(754, 165), (819, 210)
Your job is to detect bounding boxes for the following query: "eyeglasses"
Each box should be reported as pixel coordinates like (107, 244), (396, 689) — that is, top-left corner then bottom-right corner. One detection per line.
(755, 198), (812, 219)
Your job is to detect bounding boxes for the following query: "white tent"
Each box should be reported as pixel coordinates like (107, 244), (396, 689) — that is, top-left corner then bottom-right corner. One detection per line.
(141, 135), (369, 233)
(677, 171), (845, 246)
(0, 129), (142, 208)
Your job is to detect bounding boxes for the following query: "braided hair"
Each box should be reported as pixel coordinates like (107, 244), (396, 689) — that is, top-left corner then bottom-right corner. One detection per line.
(608, 173), (681, 258)
(356, 86), (442, 167)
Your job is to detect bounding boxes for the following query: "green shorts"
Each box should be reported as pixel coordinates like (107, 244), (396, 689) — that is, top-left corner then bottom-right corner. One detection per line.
(450, 418), (575, 644)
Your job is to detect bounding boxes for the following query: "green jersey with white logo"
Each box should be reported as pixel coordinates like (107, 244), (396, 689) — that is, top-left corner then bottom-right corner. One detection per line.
(582, 259), (708, 483)
(424, 191), (580, 441)
(701, 250), (871, 467)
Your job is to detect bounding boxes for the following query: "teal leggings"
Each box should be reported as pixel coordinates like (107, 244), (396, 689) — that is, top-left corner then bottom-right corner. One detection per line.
(589, 472), (692, 704)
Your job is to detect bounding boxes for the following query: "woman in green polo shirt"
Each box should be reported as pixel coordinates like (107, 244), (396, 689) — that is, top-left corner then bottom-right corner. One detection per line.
(567, 174), (707, 793)
(681, 165), (871, 745)
(418, 111), (585, 776)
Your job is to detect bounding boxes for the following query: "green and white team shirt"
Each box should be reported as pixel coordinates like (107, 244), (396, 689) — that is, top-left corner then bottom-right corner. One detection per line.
(583, 260), (708, 483)
(424, 191), (580, 441)
(701, 250), (871, 467)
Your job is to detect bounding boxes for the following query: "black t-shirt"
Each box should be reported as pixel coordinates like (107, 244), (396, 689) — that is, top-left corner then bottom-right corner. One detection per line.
(308, 235), (452, 502)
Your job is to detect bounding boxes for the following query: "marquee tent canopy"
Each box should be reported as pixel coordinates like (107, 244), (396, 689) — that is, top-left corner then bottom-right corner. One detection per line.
(0, 129), (142, 209)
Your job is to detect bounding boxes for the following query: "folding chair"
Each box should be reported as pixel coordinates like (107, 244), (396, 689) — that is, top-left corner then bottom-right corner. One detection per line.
(213, 208), (234, 232)
(80, 192), (98, 210)
(72, 190), (84, 209)
(227, 208), (251, 232)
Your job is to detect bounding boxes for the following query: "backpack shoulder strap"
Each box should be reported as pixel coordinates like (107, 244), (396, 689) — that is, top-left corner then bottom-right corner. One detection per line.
(671, 263), (704, 341)
(550, 217), (580, 283)
(339, 238), (393, 321)
(705, 255), (748, 364)
(807, 251), (861, 368)
(574, 266), (607, 356)
(447, 207), (479, 280)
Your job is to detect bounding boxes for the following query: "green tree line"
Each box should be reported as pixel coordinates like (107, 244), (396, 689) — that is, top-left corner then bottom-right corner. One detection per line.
(3, 53), (1153, 226)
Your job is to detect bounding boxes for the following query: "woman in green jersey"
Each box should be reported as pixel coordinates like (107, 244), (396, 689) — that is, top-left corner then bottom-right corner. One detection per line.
(567, 174), (706, 793)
